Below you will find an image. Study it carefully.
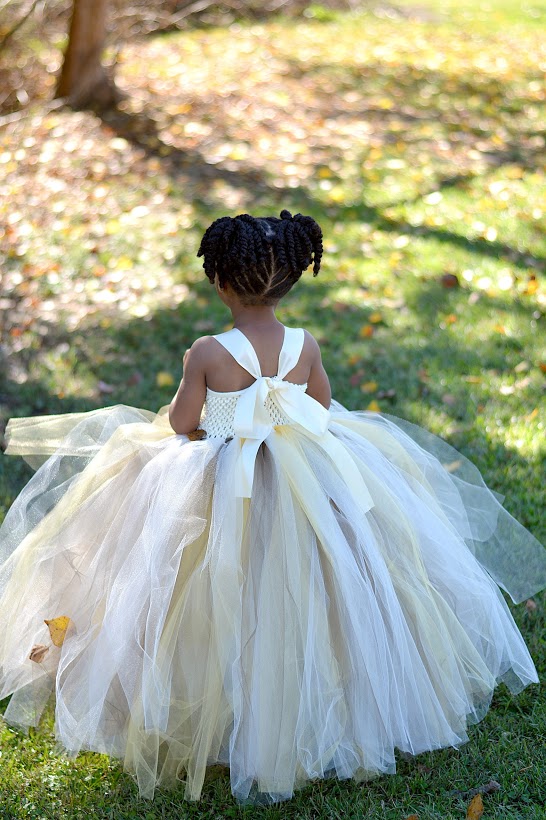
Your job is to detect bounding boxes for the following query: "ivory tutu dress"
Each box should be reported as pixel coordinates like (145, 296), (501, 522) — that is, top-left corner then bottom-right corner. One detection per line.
(1, 326), (545, 805)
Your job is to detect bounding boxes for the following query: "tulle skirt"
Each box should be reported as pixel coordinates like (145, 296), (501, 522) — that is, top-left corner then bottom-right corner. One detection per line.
(0, 401), (545, 804)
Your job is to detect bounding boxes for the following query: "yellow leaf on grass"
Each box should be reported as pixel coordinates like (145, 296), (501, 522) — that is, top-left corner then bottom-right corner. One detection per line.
(44, 616), (71, 647)
(467, 793), (484, 820)
(361, 381), (378, 393)
(369, 312), (383, 323)
(359, 325), (374, 338)
(367, 400), (381, 412)
(156, 371), (174, 388)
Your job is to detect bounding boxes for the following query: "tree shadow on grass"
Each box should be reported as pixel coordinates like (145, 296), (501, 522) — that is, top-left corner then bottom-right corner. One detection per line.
(284, 57), (546, 172)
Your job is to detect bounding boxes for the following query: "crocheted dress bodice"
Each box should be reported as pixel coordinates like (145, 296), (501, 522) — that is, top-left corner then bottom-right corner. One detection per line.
(199, 326), (308, 439)
(201, 383), (308, 439)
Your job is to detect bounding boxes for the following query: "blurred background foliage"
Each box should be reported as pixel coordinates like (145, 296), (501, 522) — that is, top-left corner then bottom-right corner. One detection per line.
(0, 0), (362, 115)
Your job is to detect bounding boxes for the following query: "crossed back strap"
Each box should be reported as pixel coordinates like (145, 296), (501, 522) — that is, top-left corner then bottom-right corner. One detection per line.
(212, 326), (305, 381)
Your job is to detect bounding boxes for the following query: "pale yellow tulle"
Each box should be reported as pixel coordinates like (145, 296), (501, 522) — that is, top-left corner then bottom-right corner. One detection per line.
(1, 402), (545, 804)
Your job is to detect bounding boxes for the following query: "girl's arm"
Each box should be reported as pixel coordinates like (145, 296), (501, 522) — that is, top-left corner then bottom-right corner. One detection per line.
(168, 338), (208, 435)
(304, 332), (332, 410)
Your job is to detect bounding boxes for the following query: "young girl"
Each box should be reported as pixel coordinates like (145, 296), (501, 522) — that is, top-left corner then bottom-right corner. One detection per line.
(1, 210), (545, 806)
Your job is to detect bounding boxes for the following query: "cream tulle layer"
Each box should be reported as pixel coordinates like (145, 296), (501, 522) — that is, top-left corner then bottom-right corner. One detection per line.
(0, 403), (545, 805)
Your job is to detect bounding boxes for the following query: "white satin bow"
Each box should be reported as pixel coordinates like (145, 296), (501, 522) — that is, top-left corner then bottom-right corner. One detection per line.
(233, 375), (329, 497)
(232, 377), (374, 517)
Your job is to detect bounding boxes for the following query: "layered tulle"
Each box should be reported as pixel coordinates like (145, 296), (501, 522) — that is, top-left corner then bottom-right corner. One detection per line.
(1, 402), (545, 804)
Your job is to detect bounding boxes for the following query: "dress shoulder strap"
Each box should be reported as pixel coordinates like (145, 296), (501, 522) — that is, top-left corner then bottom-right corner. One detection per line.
(277, 327), (305, 379)
(212, 326), (305, 380)
(213, 328), (262, 378)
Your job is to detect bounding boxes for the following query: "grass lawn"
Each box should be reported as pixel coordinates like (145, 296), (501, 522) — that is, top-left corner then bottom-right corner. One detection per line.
(0, 0), (545, 816)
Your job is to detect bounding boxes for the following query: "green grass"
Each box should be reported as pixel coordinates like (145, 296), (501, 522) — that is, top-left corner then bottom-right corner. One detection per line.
(1, 0), (545, 816)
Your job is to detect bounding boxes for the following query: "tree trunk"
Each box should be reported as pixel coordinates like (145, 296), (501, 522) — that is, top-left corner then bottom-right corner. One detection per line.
(55, 0), (121, 109)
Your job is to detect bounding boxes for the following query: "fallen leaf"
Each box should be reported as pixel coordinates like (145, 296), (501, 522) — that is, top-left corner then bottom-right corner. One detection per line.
(361, 380), (378, 393)
(452, 780), (501, 799)
(443, 459), (462, 473)
(127, 370), (143, 386)
(359, 325), (374, 338)
(156, 371), (174, 387)
(369, 311), (383, 323)
(405, 815), (419, 820)
(367, 400), (381, 412)
(466, 793), (484, 819)
(350, 370), (365, 386)
(440, 273), (460, 288)
(44, 615), (71, 647)
(29, 644), (49, 663)
(525, 599), (537, 612)
(186, 429), (207, 441)
(514, 361), (529, 372)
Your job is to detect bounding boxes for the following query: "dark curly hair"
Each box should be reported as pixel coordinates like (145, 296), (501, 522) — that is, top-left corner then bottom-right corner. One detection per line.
(197, 210), (323, 305)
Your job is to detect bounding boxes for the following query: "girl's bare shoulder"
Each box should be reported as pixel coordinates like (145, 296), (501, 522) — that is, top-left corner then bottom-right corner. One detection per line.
(187, 335), (226, 360)
(302, 329), (323, 362)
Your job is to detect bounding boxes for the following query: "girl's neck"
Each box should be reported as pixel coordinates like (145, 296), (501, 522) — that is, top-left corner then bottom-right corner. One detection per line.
(230, 304), (281, 329)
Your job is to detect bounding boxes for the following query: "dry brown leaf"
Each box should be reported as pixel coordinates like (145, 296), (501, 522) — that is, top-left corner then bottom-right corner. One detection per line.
(467, 793), (484, 819)
(525, 599), (538, 612)
(44, 615), (71, 647)
(29, 644), (49, 663)
(440, 273), (460, 288)
(349, 370), (365, 386)
(187, 429), (207, 441)
(405, 815), (419, 820)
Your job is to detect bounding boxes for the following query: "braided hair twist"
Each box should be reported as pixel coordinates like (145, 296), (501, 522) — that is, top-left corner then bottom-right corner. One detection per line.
(197, 210), (323, 305)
